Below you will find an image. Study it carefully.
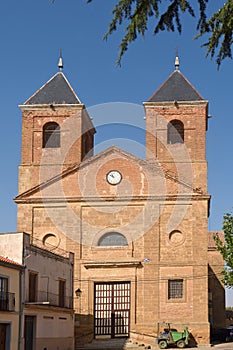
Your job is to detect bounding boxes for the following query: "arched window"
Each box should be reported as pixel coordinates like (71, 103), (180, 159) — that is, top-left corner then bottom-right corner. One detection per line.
(167, 120), (184, 144)
(43, 122), (60, 148)
(98, 232), (128, 247)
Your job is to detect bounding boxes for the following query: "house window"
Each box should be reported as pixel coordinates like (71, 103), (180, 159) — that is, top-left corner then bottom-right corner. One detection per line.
(43, 122), (60, 148)
(29, 272), (38, 302)
(0, 277), (8, 311)
(98, 232), (128, 247)
(59, 280), (66, 307)
(167, 120), (184, 144)
(0, 276), (8, 293)
(168, 279), (183, 299)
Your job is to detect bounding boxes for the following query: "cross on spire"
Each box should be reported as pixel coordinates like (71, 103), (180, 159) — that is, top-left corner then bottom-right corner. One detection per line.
(175, 56), (180, 70)
(58, 49), (63, 71)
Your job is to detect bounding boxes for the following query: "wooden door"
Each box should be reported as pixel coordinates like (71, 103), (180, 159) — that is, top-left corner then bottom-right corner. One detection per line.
(24, 316), (35, 350)
(94, 282), (130, 338)
(0, 324), (7, 350)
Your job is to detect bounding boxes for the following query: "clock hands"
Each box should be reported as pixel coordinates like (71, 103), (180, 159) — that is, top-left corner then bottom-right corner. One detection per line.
(106, 170), (122, 185)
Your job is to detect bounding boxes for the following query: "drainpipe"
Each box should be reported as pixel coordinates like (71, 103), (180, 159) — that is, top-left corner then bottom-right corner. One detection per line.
(18, 269), (23, 350)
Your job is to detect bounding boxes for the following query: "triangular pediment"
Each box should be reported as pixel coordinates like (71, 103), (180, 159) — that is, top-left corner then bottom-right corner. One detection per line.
(14, 146), (144, 200)
(81, 146), (147, 168)
(24, 71), (81, 105)
(14, 146), (204, 202)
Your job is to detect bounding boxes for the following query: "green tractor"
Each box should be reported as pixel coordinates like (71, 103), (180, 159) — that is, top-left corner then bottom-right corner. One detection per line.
(157, 323), (189, 349)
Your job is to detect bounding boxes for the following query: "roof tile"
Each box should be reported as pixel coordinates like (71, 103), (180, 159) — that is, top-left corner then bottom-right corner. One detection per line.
(0, 255), (23, 267)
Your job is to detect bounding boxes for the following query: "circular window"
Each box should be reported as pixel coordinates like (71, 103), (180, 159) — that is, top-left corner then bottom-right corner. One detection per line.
(42, 233), (58, 247)
(169, 230), (185, 246)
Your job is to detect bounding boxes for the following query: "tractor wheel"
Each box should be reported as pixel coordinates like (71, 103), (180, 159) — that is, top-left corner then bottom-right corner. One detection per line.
(158, 340), (168, 349)
(177, 340), (186, 348)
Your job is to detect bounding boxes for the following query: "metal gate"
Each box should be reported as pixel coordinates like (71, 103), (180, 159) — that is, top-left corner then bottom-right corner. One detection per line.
(94, 282), (130, 338)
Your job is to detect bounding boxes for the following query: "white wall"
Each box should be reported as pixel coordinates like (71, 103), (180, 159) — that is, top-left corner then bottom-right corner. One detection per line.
(0, 232), (24, 264)
(24, 246), (73, 301)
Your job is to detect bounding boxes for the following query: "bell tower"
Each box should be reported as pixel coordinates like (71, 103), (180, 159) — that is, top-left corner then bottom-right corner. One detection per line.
(18, 60), (95, 195)
(144, 57), (208, 192)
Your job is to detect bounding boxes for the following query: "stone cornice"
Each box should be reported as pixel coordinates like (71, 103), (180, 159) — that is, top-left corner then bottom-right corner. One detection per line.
(19, 104), (85, 111)
(14, 193), (211, 204)
(84, 260), (142, 269)
(143, 100), (208, 108)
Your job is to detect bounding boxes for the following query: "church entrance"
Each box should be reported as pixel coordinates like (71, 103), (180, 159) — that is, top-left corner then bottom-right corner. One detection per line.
(94, 282), (130, 338)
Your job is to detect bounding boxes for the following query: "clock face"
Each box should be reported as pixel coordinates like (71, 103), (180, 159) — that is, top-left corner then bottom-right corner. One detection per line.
(106, 170), (122, 185)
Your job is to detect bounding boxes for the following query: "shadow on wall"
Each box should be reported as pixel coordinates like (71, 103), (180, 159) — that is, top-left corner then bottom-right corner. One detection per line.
(208, 265), (226, 330)
(74, 313), (129, 349)
(75, 313), (94, 346)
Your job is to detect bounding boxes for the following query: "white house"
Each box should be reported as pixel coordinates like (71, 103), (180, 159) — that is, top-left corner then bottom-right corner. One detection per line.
(0, 232), (74, 350)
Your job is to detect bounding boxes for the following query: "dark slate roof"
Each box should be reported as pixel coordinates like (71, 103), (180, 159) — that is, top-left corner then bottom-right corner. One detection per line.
(148, 70), (204, 102)
(24, 72), (81, 105)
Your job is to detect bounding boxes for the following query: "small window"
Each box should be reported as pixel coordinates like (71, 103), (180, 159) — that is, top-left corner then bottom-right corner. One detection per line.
(0, 276), (8, 293)
(0, 276), (9, 311)
(43, 122), (60, 148)
(98, 232), (128, 247)
(168, 279), (183, 299)
(59, 280), (66, 307)
(167, 120), (184, 144)
(29, 272), (38, 302)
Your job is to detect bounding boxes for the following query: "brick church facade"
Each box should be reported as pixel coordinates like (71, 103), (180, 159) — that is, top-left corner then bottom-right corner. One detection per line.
(15, 59), (225, 347)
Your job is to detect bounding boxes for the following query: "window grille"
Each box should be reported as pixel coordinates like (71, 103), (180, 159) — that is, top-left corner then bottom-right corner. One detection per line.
(168, 279), (183, 299)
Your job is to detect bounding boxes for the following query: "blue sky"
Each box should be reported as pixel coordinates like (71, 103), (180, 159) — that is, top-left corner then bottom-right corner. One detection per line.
(1, 1), (233, 303)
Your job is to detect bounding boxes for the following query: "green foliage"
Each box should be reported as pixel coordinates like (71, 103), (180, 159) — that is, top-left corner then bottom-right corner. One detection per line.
(197, 1), (233, 67)
(214, 212), (233, 287)
(87, 0), (233, 67)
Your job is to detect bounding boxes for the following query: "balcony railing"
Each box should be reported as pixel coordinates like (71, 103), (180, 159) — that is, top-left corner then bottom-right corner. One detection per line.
(25, 290), (73, 309)
(0, 291), (15, 311)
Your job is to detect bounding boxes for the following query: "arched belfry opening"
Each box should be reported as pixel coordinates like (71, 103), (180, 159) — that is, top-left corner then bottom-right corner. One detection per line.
(43, 122), (60, 148)
(167, 119), (184, 144)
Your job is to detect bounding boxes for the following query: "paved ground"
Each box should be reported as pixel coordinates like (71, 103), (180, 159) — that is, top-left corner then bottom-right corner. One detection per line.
(161, 343), (233, 349)
(198, 343), (233, 349)
(76, 339), (233, 350)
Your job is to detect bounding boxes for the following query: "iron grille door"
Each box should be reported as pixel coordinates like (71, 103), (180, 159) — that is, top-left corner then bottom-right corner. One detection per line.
(94, 282), (130, 338)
